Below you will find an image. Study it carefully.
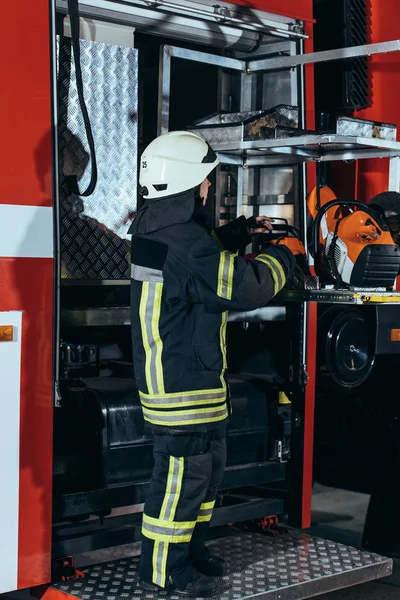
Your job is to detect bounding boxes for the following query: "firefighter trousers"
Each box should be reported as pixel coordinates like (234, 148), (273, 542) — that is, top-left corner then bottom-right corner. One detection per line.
(139, 428), (227, 588)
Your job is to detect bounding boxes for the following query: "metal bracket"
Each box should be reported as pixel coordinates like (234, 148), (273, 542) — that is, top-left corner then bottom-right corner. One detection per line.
(213, 4), (231, 22)
(289, 22), (305, 36)
(54, 381), (62, 408)
(302, 365), (309, 386)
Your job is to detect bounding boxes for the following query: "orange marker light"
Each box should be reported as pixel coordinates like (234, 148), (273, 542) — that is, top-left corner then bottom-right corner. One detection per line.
(0, 326), (13, 342)
(391, 329), (400, 342)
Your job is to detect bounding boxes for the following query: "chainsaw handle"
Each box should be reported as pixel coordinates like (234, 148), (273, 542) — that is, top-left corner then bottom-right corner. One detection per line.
(313, 199), (377, 272)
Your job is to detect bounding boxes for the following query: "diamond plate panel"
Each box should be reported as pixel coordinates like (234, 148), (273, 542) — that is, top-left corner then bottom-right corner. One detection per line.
(336, 116), (397, 141)
(53, 531), (392, 600)
(189, 106), (298, 147)
(58, 37), (138, 279)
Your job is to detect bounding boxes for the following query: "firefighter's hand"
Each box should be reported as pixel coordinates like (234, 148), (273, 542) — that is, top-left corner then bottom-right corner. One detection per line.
(249, 216), (274, 234)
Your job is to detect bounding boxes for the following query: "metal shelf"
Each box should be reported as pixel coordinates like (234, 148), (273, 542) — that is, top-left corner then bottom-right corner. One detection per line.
(214, 134), (400, 165)
(60, 291), (400, 329)
(278, 289), (400, 305)
(60, 306), (286, 328)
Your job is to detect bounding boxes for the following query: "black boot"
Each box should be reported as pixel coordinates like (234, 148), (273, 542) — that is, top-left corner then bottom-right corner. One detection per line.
(172, 570), (220, 597)
(139, 570), (220, 597)
(192, 555), (226, 577)
(138, 578), (163, 592)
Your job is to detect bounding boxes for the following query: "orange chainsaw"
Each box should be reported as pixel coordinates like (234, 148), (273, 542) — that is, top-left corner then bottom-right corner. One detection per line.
(307, 185), (400, 288)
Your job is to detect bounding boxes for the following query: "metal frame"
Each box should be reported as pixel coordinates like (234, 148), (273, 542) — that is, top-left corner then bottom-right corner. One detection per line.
(56, 0), (307, 39)
(156, 42), (400, 176)
(157, 45), (246, 135)
(247, 39), (400, 72)
(212, 135), (400, 164)
(389, 156), (400, 192)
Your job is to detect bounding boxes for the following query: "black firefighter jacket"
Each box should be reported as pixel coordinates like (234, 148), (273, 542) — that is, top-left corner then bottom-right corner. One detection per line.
(129, 189), (295, 432)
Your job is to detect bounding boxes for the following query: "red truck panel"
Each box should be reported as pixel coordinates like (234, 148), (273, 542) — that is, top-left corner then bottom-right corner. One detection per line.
(0, 0), (54, 592)
(355, 0), (400, 203)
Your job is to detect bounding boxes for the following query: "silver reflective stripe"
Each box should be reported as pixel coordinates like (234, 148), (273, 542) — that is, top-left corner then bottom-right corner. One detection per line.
(198, 500), (215, 522)
(149, 456), (186, 586)
(160, 457), (182, 522)
(154, 541), (166, 587)
(131, 263), (164, 282)
(218, 252), (234, 300)
(140, 389), (226, 406)
(142, 404), (229, 425)
(143, 527), (192, 543)
(199, 507), (213, 518)
(140, 282), (164, 395)
(143, 521), (194, 538)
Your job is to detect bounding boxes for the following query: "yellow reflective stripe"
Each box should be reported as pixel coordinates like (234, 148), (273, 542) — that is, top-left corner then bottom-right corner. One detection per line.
(197, 499), (215, 522)
(159, 456), (174, 521)
(159, 457), (185, 521)
(152, 282), (165, 394)
(227, 255), (234, 299)
(150, 455), (185, 587)
(143, 404), (227, 418)
(256, 256), (279, 294)
(144, 514), (196, 530)
(142, 402), (226, 424)
(143, 518), (194, 537)
(152, 540), (161, 586)
(256, 256), (279, 295)
(220, 311), (228, 371)
(197, 514), (212, 523)
(201, 501), (215, 510)
(139, 282), (165, 395)
(160, 542), (168, 587)
(140, 386), (226, 400)
(139, 387), (226, 409)
(142, 527), (192, 544)
(139, 282), (153, 394)
(170, 458), (184, 521)
(217, 253), (225, 297)
(256, 254), (286, 295)
(217, 251), (235, 300)
(141, 397), (226, 409)
(265, 254), (286, 287)
(144, 411), (228, 427)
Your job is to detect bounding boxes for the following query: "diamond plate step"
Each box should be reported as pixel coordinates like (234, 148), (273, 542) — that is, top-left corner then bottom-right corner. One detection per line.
(53, 530), (392, 600)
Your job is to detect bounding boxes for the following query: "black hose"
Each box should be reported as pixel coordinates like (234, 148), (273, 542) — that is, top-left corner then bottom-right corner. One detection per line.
(65, 0), (98, 197)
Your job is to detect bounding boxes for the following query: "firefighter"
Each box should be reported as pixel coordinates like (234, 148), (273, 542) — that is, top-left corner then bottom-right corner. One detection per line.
(129, 131), (295, 596)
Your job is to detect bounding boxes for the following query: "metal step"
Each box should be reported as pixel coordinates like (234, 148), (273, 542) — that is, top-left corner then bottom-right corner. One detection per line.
(52, 530), (392, 600)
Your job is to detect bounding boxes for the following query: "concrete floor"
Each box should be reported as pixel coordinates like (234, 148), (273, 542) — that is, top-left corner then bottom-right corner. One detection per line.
(0, 485), (398, 600)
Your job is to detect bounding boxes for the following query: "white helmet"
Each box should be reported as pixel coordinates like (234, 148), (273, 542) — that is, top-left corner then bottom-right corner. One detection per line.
(139, 131), (219, 199)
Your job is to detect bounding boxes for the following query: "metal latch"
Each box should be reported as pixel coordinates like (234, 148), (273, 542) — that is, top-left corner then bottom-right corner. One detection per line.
(214, 4), (231, 21)
(55, 381), (62, 408)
